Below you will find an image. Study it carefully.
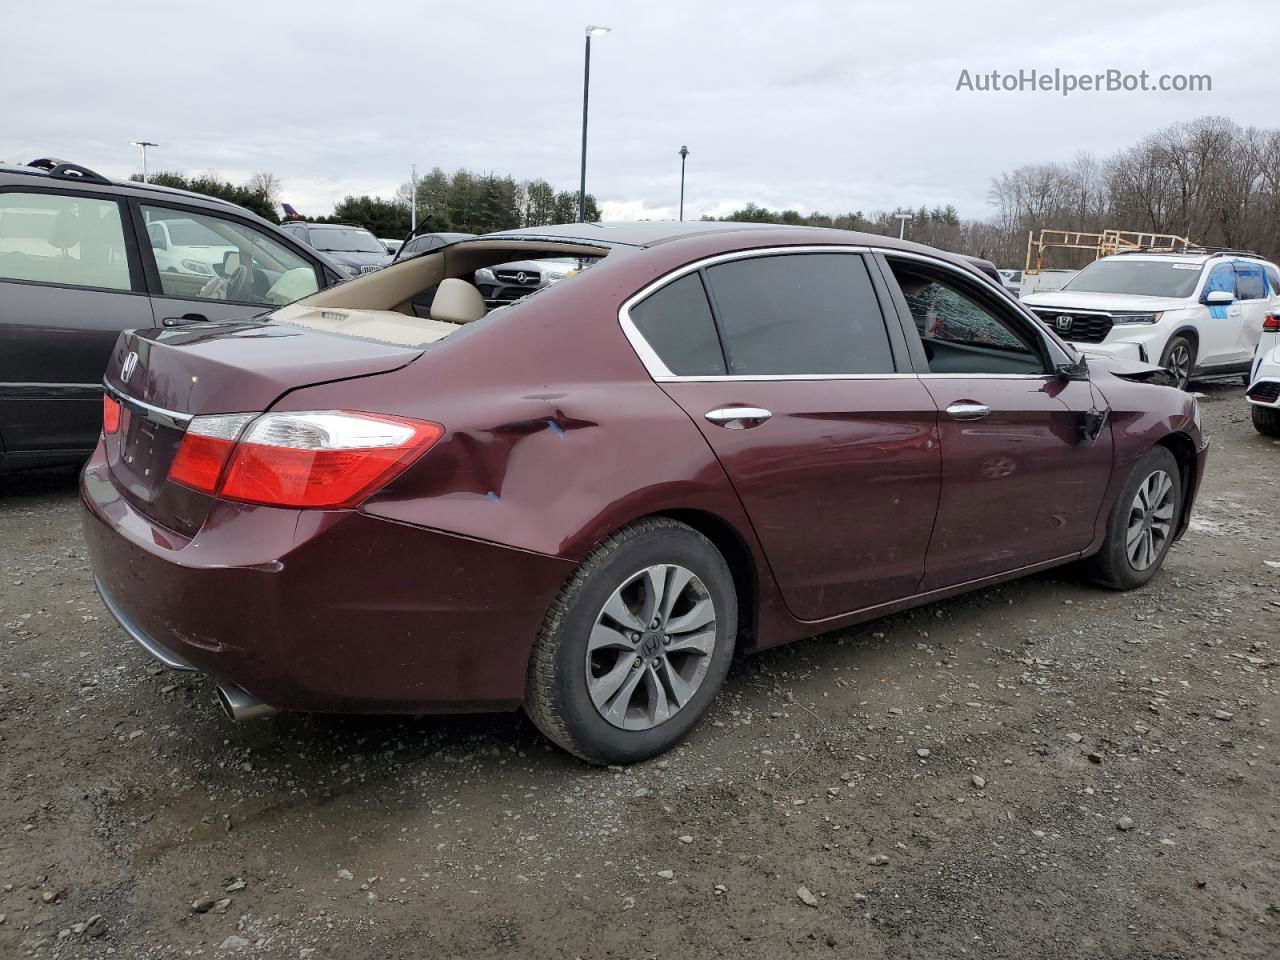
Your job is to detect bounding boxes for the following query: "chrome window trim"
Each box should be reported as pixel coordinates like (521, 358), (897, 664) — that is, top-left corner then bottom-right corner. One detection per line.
(875, 247), (1076, 368)
(618, 243), (1072, 382)
(653, 372), (1054, 383)
(103, 380), (193, 430)
(618, 245), (872, 380)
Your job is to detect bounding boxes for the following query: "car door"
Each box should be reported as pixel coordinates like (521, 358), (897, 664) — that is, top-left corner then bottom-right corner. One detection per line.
(624, 249), (942, 622)
(131, 201), (325, 326)
(1196, 262), (1243, 366)
(0, 188), (153, 460)
(877, 253), (1114, 590)
(1231, 262), (1270, 363)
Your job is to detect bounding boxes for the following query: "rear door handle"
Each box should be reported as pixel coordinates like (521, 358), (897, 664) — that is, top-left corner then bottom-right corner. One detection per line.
(162, 313), (208, 327)
(945, 401), (991, 420)
(705, 406), (772, 429)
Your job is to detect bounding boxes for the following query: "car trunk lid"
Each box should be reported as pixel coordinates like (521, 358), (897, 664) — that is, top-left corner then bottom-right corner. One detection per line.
(104, 318), (423, 536)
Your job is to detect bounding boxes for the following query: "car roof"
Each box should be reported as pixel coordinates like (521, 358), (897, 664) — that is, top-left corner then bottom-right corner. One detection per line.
(486, 221), (982, 268)
(0, 160), (245, 209)
(1101, 250), (1274, 267)
(489, 220), (813, 248)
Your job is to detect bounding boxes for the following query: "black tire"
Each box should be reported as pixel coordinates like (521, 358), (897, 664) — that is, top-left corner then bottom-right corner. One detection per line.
(1085, 446), (1182, 590)
(524, 518), (737, 765)
(1159, 335), (1196, 390)
(1253, 404), (1280, 437)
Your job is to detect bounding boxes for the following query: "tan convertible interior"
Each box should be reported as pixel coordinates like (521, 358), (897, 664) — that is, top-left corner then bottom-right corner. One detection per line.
(269, 239), (608, 347)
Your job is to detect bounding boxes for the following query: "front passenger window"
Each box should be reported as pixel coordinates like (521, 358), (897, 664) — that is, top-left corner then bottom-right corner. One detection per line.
(891, 266), (1044, 375)
(140, 205), (319, 307)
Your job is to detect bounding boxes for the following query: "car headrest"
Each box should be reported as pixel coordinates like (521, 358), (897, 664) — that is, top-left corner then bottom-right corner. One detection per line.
(431, 278), (487, 324)
(47, 208), (80, 252)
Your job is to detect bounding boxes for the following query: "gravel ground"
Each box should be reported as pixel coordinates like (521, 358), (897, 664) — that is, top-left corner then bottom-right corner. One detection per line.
(1, 380), (1276, 959)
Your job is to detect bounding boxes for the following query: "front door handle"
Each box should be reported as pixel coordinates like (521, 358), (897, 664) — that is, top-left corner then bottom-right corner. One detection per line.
(162, 313), (209, 327)
(705, 406), (772, 429)
(945, 401), (991, 420)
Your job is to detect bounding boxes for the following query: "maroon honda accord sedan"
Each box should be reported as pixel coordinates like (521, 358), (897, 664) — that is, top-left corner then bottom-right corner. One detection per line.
(81, 221), (1208, 763)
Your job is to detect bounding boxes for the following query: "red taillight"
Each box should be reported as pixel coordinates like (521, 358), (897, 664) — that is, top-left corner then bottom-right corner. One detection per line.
(102, 394), (121, 435)
(1264, 313), (1280, 331)
(169, 411), (443, 508)
(169, 433), (239, 493)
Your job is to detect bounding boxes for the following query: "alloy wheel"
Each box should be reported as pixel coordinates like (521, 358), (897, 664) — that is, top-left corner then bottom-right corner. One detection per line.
(1166, 343), (1192, 389)
(1126, 469), (1175, 570)
(585, 564), (717, 731)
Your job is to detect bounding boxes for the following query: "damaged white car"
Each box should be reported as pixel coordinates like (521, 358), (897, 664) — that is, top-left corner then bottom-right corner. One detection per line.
(1246, 310), (1280, 436)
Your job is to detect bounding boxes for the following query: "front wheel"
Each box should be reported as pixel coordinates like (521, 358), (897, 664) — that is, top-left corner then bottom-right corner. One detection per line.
(1253, 404), (1280, 437)
(1084, 447), (1182, 590)
(524, 518), (737, 765)
(1159, 336), (1196, 390)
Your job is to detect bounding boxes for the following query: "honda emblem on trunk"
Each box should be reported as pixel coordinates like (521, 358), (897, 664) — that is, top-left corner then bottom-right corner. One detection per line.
(121, 351), (139, 383)
(1055, 315), (1073, 332)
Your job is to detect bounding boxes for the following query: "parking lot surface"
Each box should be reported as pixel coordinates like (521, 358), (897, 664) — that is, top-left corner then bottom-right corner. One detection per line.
(1, 382), (1276, 959)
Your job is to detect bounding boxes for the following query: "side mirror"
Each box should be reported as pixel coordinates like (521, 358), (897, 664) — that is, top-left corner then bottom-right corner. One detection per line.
(1204, 289), (1234, 306)
(1054, 359), (1090, 381)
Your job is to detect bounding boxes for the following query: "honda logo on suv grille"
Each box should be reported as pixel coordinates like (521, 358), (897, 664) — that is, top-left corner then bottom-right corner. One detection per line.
(1055, 315), (1073, 332)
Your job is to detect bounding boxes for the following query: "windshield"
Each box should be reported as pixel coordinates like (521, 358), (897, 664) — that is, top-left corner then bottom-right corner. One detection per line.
(1063, 259), (1202, 298)
(310, 228), (386, 254)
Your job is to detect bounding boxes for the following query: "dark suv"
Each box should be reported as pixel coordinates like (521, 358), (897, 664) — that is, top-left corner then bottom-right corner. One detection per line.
(0, 158), (346, 471)
(279, 222), (394, 276)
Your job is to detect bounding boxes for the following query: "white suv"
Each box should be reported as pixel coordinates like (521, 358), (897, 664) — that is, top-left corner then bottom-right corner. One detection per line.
(1246, 313), (1280, 436)
(1022, 251), (1280, 389)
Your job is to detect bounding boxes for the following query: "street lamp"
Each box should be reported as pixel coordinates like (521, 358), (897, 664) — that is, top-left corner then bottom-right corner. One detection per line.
(410, 162), (417, 233)
(678, 146), (689, 221)
(894, 212), (913, 239)
(131, 141), (157, 183)
(579, 25), (610, 222)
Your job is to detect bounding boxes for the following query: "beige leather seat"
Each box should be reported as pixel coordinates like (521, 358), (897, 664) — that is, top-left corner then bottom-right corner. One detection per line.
(431, 278), (487, 324)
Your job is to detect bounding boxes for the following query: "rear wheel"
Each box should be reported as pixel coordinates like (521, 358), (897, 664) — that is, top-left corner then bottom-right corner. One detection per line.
(1085, 446), (1182, 590)
(1252, 404), (1280, 437)
(1159, 336), (1196, 390)
(525, 518), (737, 765)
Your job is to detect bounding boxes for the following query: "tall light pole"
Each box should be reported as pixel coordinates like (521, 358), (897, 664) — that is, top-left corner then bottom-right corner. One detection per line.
(894, 212), (913, 239)
(131, 141), (157, 183)
(579, 25), (610, 223)
(410, 162), (417, 233)
(678, 145), (689, 221)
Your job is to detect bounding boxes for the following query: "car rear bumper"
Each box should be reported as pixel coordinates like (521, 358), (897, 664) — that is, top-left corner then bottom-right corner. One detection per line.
(1246, 378), (1280, 407)
(80, 443), (574, 714)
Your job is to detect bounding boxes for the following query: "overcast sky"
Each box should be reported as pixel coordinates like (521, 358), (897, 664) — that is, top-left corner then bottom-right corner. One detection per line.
(4, 0), (1276, 222)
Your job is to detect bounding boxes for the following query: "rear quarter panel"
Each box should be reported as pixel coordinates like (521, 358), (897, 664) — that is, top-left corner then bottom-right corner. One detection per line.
(270, 248), (797, 645)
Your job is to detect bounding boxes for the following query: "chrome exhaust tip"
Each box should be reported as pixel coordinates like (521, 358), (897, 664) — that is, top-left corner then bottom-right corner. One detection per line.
(216, 683), (279, 722)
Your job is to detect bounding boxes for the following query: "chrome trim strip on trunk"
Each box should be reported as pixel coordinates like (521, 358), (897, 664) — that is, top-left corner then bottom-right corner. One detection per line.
(102, 381), (193, 430)
(93, 575), (198, 671)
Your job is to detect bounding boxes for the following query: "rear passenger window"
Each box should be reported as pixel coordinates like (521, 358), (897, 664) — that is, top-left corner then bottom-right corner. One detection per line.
(703, 253), (894, 375)
(1265, 265), (1280, 295)
(629, 273), (726, 376)
(0, 192), (132, 291)
(1235, 264), (1266, 300)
